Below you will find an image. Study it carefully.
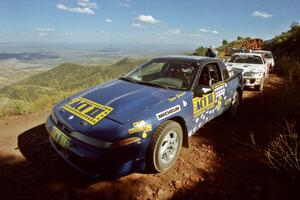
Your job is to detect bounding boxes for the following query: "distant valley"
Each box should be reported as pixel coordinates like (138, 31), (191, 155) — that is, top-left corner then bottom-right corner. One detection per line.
(0, 52), (59, 61)
(0, 42), (192, 89)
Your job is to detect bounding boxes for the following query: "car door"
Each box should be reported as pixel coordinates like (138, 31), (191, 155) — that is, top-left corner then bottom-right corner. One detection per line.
(219, 61), (236, 111)
(207, 62), (226, 117)
(191, 62), (225, 130)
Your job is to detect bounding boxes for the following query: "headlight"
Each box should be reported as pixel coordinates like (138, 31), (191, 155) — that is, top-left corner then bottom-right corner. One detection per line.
(244, 71), (263, 78)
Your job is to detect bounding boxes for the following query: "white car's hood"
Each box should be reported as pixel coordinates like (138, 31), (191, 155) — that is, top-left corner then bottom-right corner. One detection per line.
(225, 62), (265, 74)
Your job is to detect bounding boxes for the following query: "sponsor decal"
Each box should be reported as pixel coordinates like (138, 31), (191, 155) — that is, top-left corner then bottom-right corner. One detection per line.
(225, 98), (232, 106)
(193, 82), (226, 116)
(182, 100), (187, 107)
(216, 96), (223, 111)
(49, 126), (70, 149)
(156, 105), (181, 120)
(128, 120), (152, 139)
(193, 93), (215, 117)
(168, 92), (186, 102)
(214, 83), (225, 98)
(63, 97), (113, 125)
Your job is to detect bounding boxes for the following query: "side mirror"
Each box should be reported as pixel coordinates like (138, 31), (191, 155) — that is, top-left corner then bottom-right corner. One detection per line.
(194, 85), (213, 97)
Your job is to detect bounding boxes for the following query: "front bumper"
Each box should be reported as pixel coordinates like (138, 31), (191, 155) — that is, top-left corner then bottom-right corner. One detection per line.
(45, 116), (149, 178)
(243, 77), (262, 87)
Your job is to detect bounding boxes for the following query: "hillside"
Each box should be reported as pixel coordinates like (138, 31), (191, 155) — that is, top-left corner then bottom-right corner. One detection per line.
(192, 37), (253, 58)
(263, 23), (300, 80)
(0, 58), (146, 117)
(216, 37), (252, 58)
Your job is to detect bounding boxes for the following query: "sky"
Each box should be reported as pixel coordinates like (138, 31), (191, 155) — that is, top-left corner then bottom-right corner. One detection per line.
(0, 0), (299, 47)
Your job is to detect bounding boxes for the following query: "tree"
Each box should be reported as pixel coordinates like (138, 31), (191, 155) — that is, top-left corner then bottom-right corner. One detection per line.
(290, 21), (299, 31)
(193, 46), (207, 56)
(237, 36), (244, 40)
(222, 39), (228, 45)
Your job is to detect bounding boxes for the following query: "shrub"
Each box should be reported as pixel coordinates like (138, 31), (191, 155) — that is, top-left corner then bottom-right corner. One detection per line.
(265, 121), (300, 175)
(192, 46), (207, 56)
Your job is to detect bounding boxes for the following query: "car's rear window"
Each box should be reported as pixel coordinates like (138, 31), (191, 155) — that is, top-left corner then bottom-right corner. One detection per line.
(228, 55), (263, 64)
(264, 53), (273, 58)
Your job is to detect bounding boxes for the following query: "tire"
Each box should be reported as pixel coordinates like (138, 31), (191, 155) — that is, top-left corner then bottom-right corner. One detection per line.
(228, 90), (240, 117)
(270, 66), (274, 74)
(147, 120), (183, 173)
(255, 77), (264, 91)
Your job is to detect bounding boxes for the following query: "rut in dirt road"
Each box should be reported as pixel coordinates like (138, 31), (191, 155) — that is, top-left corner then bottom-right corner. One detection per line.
(0, 75), (295, 200)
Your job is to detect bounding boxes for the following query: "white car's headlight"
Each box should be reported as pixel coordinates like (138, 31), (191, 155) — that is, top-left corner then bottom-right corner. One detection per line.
(244, 71), (263, 78)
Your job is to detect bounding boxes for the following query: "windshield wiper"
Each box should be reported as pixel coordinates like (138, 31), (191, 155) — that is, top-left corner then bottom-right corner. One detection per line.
(120, 77), (170, 90)
(119, 77), (139, 84)
(138, 81), (170, 90)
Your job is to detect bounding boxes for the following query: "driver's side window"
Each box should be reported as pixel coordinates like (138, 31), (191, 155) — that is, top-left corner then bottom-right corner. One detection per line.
(199, 66), (210, 86)
(198, 63), (222, 86)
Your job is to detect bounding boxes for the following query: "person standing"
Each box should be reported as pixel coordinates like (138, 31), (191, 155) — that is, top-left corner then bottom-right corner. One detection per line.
(205, 45), (218, 58)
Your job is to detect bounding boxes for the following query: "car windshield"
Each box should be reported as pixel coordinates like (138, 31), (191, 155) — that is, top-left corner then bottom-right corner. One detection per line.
(228, 55), (263, 64)
(122, 60), (198, 90)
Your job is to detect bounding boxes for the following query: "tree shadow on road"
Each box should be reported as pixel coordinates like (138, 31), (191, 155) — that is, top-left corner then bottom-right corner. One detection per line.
(0, 124), (164, 199)
(0, 124), (96, 199)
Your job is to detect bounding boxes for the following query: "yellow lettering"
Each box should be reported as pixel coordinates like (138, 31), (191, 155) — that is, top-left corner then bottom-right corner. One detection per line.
(63, 97), (113, 125)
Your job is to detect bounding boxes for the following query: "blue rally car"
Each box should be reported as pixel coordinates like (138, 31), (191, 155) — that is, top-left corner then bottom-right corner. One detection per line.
(46, 55), (243, 177)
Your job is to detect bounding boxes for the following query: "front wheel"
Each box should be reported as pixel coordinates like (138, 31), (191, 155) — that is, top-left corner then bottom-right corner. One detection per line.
(255, 77), (264, 91)
(147, 120), (183, 173)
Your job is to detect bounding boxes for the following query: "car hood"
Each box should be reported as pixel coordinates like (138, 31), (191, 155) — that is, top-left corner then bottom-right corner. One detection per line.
(56, 79), (179, 126)
(225, 62), (265, 74)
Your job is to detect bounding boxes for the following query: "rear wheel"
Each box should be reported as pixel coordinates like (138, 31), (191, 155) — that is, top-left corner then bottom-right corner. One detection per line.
(269, 65), (274, 74)
(228, 90), (240, 117)
(147, 120), (183, 173)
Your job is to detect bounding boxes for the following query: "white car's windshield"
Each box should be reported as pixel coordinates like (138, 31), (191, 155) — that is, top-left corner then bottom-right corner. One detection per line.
(122, 60), (198, 90)
(228, 55), (263, 64)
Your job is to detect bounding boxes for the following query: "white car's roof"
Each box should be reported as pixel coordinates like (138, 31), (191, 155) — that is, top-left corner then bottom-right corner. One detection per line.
(232, 53), (263, 57)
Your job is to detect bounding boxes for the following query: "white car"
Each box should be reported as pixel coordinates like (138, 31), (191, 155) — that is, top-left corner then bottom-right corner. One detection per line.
(253, 50), (275, 72)
(225, 53), (268, 91)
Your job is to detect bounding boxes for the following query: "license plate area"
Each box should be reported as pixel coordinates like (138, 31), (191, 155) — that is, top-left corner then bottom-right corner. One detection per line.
(50, 126), (70, 149)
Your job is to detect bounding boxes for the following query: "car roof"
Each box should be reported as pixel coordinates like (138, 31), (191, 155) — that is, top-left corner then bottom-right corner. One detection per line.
(152, 55), (218, 63)
(232, 53), (263, 57)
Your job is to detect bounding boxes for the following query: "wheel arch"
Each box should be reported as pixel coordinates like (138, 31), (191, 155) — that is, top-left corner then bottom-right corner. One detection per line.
(168, 116), (189, 148)
(237, 87), (243, 102)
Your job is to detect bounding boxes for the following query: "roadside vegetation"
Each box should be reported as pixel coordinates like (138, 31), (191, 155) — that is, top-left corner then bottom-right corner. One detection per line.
(0, 58), (145, 117)
(263, 22), (300, 177)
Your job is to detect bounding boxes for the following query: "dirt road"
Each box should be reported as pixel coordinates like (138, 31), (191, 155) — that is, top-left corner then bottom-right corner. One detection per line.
(0, 75), (297, 200)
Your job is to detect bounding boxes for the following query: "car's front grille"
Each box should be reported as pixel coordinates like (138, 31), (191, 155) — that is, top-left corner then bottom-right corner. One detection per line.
(57, 121), (72, 134)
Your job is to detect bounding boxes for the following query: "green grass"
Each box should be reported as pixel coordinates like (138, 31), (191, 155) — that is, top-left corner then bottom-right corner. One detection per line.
(0, 58), (146, 117)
